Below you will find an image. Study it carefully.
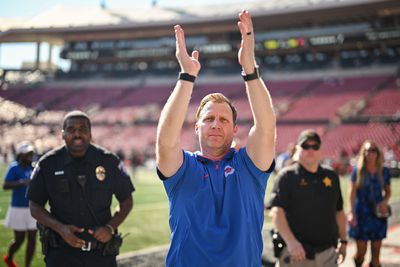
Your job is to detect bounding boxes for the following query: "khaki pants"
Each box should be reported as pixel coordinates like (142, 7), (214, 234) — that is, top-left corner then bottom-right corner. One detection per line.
(276, 247), (338, 267)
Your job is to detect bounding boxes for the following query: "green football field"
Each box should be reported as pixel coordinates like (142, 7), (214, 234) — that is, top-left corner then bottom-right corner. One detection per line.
(0, 164), (398, 267)
(0, 166), (171, 267)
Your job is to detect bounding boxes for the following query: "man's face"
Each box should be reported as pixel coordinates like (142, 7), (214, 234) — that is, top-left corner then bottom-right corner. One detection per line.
(298, 140), (321, 166)
(20, 151), (33, 164)
(195, 101), (237, 156)
(62, 117), (91, 158)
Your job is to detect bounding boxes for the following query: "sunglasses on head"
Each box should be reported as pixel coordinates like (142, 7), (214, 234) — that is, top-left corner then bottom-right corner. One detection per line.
(301, 143), (320, 150)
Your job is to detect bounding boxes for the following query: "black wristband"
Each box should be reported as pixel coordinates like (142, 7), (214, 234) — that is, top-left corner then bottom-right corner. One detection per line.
(339, 239), (348, 244)
(178, 72), (196, 83)
(241, 67), (260, 81)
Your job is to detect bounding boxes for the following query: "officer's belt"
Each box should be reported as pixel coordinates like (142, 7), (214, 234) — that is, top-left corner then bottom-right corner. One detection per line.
(65, 239), (104, 252)
(302, 243), (334, 259)
(314, 243), (333, 253)
(49, 232), (106, 252)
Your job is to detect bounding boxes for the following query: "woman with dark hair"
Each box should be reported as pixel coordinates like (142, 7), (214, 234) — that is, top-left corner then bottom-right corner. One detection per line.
(348, 140), (391, 267)
(3, 142), (37, 267)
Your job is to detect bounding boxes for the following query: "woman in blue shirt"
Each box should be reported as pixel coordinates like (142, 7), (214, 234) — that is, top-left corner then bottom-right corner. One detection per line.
(348, 140), (391, 267)
(3, 142), (37, 267)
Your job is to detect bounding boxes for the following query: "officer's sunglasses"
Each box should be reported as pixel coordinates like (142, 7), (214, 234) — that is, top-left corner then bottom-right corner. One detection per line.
(301, 143), (320, 151)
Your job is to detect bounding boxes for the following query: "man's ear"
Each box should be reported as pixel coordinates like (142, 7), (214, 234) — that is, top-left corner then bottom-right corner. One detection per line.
(61, 129), (66, 139)
(233, 124), (238, 134)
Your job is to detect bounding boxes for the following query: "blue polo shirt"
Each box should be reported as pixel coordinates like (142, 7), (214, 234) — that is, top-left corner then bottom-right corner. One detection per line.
(158, 148), (274, 267)
(4, 161), (33, 207)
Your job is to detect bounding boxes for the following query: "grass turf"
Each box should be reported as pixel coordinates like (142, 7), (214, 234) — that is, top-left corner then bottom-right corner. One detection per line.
(0, 164), (399, 267)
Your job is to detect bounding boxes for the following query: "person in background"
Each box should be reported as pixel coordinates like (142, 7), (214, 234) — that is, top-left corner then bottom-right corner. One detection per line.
(3, 141), (37, 267)
(27, 110), (134, 267)
(275, 142), (295, 172)
(156, 10), (276, 267)
(348, 140), (391, 267)
(267, 129), (347, 267)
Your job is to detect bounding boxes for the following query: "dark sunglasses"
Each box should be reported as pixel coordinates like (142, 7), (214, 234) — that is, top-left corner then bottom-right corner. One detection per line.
(365, 148), (378, 154)
(301, 143), (320, 150)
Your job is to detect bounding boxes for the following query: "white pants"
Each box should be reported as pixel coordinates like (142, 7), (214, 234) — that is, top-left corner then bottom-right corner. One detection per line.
(4, 206), (37, 231)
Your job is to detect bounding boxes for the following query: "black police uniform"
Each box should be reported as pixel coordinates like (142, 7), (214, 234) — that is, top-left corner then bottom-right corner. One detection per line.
(267, 162), (343, 257)
(28, 144), (135, 267)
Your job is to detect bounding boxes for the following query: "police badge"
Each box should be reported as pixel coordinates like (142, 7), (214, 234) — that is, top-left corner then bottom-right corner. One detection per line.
(96, 166), (106, 181)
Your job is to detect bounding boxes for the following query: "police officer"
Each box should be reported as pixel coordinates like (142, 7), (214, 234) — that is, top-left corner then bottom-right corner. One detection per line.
(267, 129), (347, 267)
(28, 110), (134, 267)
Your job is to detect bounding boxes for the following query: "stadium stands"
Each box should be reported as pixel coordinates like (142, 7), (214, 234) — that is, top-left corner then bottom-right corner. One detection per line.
(362, 86), (400, 117)
(1, 72), (399, 165)
(1, 0), (399, 168)
(280, 76), (391, 120)
(322, 122), (400, 159)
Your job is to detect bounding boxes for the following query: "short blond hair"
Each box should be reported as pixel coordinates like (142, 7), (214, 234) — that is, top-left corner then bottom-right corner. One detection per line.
(196, 93), (237, 124)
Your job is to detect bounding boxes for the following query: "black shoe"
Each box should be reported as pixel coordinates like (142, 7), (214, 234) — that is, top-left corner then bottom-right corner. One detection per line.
(354, 258), (363, 267)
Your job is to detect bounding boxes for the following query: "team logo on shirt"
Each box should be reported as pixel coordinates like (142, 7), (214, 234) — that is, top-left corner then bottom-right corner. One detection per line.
(96, 166), (106, 181)
(224, 165), (235, 178)
(322, 176), (332, 187)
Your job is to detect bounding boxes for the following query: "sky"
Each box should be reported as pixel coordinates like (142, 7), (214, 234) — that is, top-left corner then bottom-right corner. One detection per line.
(0, 0), (255, 69)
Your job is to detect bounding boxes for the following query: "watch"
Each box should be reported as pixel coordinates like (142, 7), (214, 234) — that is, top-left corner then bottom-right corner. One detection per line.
(106, 224), (115, 234)
(339, 239), (348, 245)
(178, 72), (196, 83)
(241, 67), (260, 81)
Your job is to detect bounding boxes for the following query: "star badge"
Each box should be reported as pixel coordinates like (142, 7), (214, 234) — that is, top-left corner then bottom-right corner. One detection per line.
(322, 177), (332, 187)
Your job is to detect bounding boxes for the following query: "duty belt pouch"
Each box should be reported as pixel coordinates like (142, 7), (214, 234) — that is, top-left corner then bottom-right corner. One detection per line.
(37, 223), (59, 255)
(37, 223), (49, 255)
(102, 233), (123, 256)
(270, 229), (286, 258)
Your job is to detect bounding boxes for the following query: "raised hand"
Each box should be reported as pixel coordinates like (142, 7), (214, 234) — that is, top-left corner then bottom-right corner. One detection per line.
(174, 25), (201, 76)
(237, 10), (256, 73)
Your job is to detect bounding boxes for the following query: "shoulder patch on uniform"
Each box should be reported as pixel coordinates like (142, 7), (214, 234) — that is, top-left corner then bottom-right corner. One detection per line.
(118, 161), (129, 175)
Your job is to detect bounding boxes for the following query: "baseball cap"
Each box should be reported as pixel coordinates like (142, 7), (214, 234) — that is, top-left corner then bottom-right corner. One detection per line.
(297, 129), (321, 146)
(16, 141), (34, 155)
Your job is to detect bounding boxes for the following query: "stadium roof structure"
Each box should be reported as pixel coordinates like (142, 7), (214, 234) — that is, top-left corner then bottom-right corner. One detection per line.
(0, 0), (399, 45)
